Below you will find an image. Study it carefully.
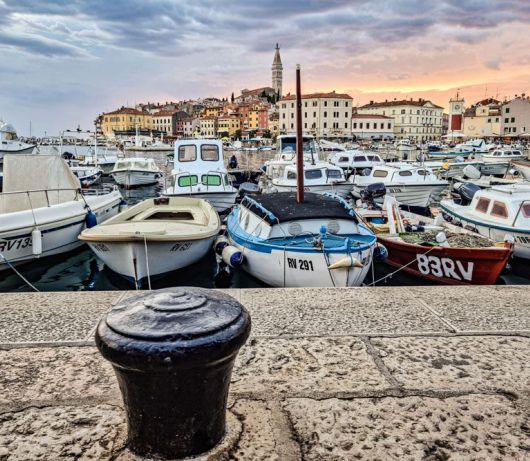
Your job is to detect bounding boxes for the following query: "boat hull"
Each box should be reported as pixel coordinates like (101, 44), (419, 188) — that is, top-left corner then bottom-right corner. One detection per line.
(111, 170), (162, 187)
(378, 235), (512, 285)
(0, 192), (122, 270)
(440, 203), (530, 259)
(353, 183), (447, 208)
(87, 236), (215, 283)
(271, 182), (353, 198)
(512, 161), (530, 180)
(0, 145), (36, 160)
(163, 191), (237, 214)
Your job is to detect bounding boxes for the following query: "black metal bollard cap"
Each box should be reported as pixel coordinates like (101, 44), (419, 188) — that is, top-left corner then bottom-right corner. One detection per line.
(96, 287), (251, 372)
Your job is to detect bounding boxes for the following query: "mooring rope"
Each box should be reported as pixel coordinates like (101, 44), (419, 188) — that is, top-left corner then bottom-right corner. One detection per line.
(0, 253), (40, 292)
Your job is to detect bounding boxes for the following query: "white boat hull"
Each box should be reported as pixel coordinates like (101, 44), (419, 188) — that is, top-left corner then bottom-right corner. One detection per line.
(270, 182), (353, 198)
(163, 191), (237, 214)
(353, 183), (448, 207)
(111, 171), (162, 187)
(87, 236), (215, 282)
(0, 145), (36, 160)
(441, 204), (530, 259)
(513, 162), (530, 180)
(0, 192), (122, 270)
(228, 238), (373, 287)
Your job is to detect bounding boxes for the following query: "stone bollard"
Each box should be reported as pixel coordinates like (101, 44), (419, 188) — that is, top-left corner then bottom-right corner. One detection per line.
(95, 287), (251, 459)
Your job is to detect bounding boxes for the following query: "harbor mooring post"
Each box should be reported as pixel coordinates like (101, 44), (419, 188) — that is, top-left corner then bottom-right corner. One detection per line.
(95, 287), (251, 459)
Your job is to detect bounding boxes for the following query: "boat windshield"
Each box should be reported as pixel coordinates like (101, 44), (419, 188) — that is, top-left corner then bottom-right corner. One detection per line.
(326, 169), (342, 179)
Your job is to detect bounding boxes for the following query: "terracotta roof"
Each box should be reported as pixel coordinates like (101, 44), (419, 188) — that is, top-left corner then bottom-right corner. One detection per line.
(104, 107), (144, 116)
(359, 99), (443, 109)
(352, 114), (392, 119)
(240, 87), (275, 96)
(280, 92), (352, 101)
(153, 109), (179, 117)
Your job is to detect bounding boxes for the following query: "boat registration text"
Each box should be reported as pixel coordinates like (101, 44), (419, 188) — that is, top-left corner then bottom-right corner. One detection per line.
(416, 254), (473, 281)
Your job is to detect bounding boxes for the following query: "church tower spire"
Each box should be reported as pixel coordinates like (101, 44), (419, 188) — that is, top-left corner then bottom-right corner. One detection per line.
(272, 43), (283, 98)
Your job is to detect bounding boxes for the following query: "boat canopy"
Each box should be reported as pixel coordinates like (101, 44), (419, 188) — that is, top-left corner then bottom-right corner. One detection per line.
(241, 192), (358, 225)
(172, 139), (225, 173)
(1, 155), (81, 213)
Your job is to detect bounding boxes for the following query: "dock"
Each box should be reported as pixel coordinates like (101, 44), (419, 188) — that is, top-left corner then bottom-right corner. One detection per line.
(0, 285), (529, 460)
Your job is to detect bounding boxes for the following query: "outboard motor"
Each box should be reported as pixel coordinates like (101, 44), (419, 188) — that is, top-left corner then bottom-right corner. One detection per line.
(360, 182), (386, 209)
(458, 183), (481, 205)
(236, 182), (261, 203)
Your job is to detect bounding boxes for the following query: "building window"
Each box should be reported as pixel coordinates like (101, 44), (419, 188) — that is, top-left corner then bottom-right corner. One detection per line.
(291, 103), (294, 108)
(324, 111), (327, 117)
(291, 123), (294, 129)
(304, 102), (307, 107)
(313, 112), (316, 117)
(304, 112), (307, 118)
(359, 123), (363, 129)
(353, 122), (357, 129)
(380, 123), (384, 129)
(334, 101), (339, 107)
(304, 122), (307, 128)
(324, 101), (328, 107)
(313, 101), (317, 107)
(401, 109), (406, 114)
(511, 117), (515, 123)
(505, 118), (509, 123)
(388, 123), (391, 129)
(345, 102), (349, 107)
(344, 112), (348, 118)
(323, 122), (327, 128)
(505, 108), (510, 113)
(345, 123), (348, 128)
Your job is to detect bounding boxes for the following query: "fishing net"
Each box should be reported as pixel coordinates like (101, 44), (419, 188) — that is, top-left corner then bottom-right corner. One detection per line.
(399, 231), (494, 248)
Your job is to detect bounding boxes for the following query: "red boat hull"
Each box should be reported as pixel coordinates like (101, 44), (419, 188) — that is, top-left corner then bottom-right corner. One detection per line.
(378, 236), (512, 285)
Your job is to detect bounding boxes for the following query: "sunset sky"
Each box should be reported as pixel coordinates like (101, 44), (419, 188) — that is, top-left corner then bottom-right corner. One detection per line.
(1, 0), (529, 136)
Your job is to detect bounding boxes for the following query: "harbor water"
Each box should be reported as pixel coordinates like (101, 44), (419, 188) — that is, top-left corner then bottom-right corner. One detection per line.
(0, 150), (528, 292)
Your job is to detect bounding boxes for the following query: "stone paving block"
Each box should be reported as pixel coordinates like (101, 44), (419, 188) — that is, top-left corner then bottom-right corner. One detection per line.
(232, 337), (387, 397)
(284, 394), (530, 460)
(0, 347), (118, 407)
(0, 292), (122, 343)
(240, 287), (450, 336)
(229, 399), (300, 460)
(406, 285), (530, 332)
(372, 335), (530, 392)
(0, 404), (125, 460)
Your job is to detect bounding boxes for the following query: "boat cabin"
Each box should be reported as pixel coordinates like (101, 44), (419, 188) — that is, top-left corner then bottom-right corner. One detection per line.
(272, 162), (346, 185)
(328, 150), (384, 173)
(276, 135), (320, 161)
(486, 148), (525, 159)
(168, 139), (234, 193)
(468, 185), (530, 229)
(352, 164), (438, 185)
(113, 158), (160, 172)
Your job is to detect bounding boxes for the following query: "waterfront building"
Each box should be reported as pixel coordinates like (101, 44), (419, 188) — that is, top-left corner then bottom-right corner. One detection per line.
(357, 98), (443, 141)
(501, 94), (530, 136)
(235, 104), (250, 131)
(101, 107), (153, 138)
(272, 43), (283, 98)
(351, 114), (394, 140)
(217, 115), (241, 137)
(447, 93), (465, 135)
(182, 117), (199, 137)
(248, 106), (269, 132)
(199, 116), (217, 138)
(462, 98), (502, 138)
(268, 112), (279, 137)
(203, 106), (223, 118)
(152, 109), (181, 136)
(278, 91), (353, 138)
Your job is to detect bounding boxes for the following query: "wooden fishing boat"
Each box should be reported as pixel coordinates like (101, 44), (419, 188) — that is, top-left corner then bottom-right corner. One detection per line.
(357, 195), (513, 285)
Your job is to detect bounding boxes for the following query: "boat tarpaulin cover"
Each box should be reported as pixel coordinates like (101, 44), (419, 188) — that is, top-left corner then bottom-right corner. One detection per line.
(242, 192), (358, 225)
(1, 155), (81, 213)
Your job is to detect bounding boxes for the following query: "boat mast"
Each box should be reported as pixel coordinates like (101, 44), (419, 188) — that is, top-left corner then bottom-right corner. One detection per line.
(296, 64), (304, 204)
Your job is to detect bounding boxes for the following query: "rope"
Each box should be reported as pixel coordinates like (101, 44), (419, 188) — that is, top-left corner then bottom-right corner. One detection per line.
(143, 234), (152, 290)
(367, 245), (436, 286)
(0, 253), (40, 292)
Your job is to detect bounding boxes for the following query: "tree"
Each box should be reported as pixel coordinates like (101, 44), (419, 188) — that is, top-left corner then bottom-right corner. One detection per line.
(231, 92), (235, 103)
(263, 130), (271, 139)
(234, 129), (242, 140)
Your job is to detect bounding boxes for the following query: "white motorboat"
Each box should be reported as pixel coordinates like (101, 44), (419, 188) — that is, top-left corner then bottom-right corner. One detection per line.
(225, 192), (377, 287)
(455, 138), (488, 154)
(328, 150), (384, 175)
(276, 134), (325, 162)
(351, 164), (449, 208)
(0, 155), (122, 270)
(395, 139), (416, 152)
(164, 139), (238, 214)
(0, 121), (35, 160)
(110, 157), (162, 188)
(512, 160), (530, 180)
(68, 160), (102, 187)
(79, 196), (220, 286)
(478, 148), (526, 163)
(126, 139), (173, 152)
(80, 147), (123, 175)
(440, 183), (530, 259)
(266, 161), (352, 198)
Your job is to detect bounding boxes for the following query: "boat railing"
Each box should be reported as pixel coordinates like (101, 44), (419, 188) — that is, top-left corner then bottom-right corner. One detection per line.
(512, 199), (530, 228)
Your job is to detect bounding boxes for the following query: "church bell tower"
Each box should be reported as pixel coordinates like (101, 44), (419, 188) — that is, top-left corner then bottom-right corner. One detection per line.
(272, 43), (283, 98)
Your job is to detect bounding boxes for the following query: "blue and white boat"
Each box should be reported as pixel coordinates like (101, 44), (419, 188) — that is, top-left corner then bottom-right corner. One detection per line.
(225, 192), (377, 287)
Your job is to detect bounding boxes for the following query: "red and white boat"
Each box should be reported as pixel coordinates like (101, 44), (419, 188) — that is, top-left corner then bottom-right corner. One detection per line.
(357, 193), (513, 285)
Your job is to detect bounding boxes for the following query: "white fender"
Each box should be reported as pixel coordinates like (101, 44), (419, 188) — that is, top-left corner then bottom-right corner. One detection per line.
(328, 256), (363, 270)
(222, 245), (244, 268)
(32, 228), (42, 256)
